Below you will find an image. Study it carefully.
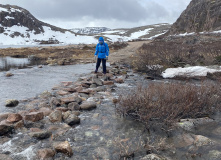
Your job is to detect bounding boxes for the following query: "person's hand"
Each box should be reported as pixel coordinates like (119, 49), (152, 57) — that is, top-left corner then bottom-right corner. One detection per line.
(94, 55), (97, 60)
(105, 56), (108, 60)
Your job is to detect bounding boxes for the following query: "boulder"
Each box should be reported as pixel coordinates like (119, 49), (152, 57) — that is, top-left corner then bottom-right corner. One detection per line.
(29, 130), (52, 140)
(7, 113), (23, 123)
(54, 141), (73, 157)
(68, 102), (80, 111)
(80, 101), (97, 110)
(0, 124), (14, 136)
(49, 110), (62, 123)
(64, 114), (80, 126)
(24, 112), (44, 122)
(38, 148), (55, 160)
(5, 99), (19, 107)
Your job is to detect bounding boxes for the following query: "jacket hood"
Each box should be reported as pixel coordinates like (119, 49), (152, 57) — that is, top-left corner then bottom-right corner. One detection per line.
(99, 37), (104, 42)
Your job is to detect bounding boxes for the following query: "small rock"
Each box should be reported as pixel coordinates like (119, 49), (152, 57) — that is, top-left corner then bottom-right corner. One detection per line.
(39, 107), (53, 116)
(103, 81), (114, 85)
(64, 114), (80, 126)
(115, 78), (124, 83)
(62, 111), (71, 120)
(61, 81), (73, 87)
(80, 101), (97, 110)
(57, 90), (70, 96)
(38, 65), (43, 68)
(5, 72), (14, 77)
(92, 78), (103, 86)
(0, 113), (9, 122)
(49, 110), (62, 123)
(0, 124), (14, 136)
(29, 130), (52, 140)
(38, 102), (51, 108)
(61, 96), (82, 105)
(24, 112), (44, 122)
(50, 97), (61, 107)
(90, 84), (97, 88)
(30, 128), (42, 132)
(14, 120), (24, 129)
(56, 107), (70, 112)
(38, 148), (55, 160)
(62, 87), (77, 93)
(194, 135), (214, 147)
(5, 99), (19, 107)
(68, 102), (80, 111)
(54, 141), (73, 157)
(140, 154), (167, 160)
(7, 113), (23, 123)
(207, 150), (221, 160)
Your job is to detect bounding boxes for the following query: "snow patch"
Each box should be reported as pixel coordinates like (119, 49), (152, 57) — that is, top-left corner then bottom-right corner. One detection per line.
(5, 16), (15, 20)
(0, 7), (8, 12)
(162, 66), (221, 78)
(130, 28), (153, 39)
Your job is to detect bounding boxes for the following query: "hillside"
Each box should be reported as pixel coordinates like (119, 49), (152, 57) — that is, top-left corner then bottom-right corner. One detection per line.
(166, 0), (221, 35)
(0, 4), (97, 45)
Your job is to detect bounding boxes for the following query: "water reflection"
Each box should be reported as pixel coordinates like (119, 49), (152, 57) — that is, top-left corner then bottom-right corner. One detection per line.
(0, 56), (40, 71)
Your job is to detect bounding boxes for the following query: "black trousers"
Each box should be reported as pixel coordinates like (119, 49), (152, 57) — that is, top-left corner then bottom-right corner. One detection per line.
(96, 58), (106, 73)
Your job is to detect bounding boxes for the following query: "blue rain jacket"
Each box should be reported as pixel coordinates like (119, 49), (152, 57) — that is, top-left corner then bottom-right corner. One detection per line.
(94, 37), (109, 59)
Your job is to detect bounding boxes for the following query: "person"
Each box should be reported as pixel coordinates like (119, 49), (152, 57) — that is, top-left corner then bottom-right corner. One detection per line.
(94, 37), (109, 74)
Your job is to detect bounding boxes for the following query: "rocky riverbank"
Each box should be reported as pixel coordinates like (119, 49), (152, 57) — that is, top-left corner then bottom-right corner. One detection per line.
(1, 62), (221, 159)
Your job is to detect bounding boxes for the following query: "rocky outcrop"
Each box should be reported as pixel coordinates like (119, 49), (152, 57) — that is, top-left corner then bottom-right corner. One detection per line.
(166, 0), (221, 35)
(0, 4), (71, 35)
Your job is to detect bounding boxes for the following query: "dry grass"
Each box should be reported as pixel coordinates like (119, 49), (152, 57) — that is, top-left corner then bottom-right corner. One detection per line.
(117, 82), (221, 129)
(134, 39), (221, 75)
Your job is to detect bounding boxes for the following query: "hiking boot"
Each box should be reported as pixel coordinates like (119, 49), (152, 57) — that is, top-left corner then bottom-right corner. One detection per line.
(94, 70), (98, 73)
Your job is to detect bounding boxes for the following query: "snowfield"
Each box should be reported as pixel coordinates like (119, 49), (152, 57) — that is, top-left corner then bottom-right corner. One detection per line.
(162, 66), (221, 78)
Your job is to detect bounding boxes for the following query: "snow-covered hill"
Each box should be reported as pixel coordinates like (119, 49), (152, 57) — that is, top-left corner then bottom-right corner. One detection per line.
(0, 5), (171, 46)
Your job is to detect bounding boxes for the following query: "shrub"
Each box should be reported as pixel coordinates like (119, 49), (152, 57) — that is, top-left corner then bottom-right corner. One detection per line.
(117, 82), (221, 129)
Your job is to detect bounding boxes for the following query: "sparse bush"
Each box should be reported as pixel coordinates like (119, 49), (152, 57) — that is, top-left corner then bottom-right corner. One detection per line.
(135, 39), (221, 74)
(117, 82), (221, 129)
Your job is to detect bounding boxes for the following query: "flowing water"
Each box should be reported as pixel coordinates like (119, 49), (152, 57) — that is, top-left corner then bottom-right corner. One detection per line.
(0, 58), (221, 159)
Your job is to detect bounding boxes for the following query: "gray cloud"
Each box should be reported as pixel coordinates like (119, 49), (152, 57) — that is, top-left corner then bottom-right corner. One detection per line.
(1, 0), (191, 28)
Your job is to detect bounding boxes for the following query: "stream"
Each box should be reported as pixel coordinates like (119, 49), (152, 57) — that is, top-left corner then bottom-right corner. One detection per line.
(0, 57), (221, 160)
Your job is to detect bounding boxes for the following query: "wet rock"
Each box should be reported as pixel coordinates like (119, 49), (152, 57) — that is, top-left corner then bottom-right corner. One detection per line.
(57, 90), (70, 96)
(64, 114), (80, 126)
(62, 87), (77, 93)
(29, 130), (52, 140)
(39, 107), (53, 116)
(5, 72), (14, 77)
(49, 110), (62, 123)
(38, 148), (55, 160)
(115, 78), (124, 83)
(174, 134), (195, 148)
(5, 99), (19, 107)
(6, 113), (23, 123)
(0, 113), (9, 122)
(56, 107), (70, 112)
(207, 150), (221, 160)
(80, 101), (97, 110)
(103, 81), (114, 85)
(194, 135), (214, 147)
(38, 102), (51, 108)
(0, 124), (14, 136)
(140, 154), (167, 160)
(24, 112), (44, 122)
(30, 128), (42, 132)
(50, 97), (61, 107)
(92, 78), (103, 86)
(62, 111), (71, 120)
(176, 118), (215, 131)
(14, 120), (24, 129)
(54, 141), (73, 157)
(0, 154), (13, 160)
(68, 102), (80, 111)
(61, 96), (82, 105)
(61, 81), (73, 87)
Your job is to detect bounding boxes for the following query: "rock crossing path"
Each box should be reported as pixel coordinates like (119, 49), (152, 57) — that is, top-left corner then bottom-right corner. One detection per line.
(109, 40), (151, 64)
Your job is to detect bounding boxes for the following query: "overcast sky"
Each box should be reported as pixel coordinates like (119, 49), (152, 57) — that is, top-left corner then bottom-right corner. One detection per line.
(1, 0), (191, 29)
